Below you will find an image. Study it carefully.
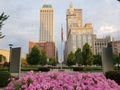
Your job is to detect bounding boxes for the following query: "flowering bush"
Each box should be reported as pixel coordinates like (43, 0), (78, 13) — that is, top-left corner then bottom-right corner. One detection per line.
(6, 71), (120, 90)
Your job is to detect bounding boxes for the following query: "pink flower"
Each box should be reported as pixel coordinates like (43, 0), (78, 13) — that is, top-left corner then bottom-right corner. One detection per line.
(6, 71), (120, 90)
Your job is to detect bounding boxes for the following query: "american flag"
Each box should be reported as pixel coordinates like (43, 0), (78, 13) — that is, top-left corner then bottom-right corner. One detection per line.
(61, 26), (64, 42)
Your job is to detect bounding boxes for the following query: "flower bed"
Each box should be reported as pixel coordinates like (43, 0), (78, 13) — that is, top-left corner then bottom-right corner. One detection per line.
(6, 71), (120, 90)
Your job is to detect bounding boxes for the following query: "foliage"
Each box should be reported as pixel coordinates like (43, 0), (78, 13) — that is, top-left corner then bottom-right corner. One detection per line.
(48, 57), (57, 66)
(27, 45), (41, 65)
(113, 53), (120, 67)
(82, 43), (93, 65)
(0, 71), (10, 87)
(73, 67), (84, 71)
(39, 51), (47, 66)
(67, 51), (76, 66)
(117, 0), (120, 2)
(38, 67), (50, 72)
(75, 48), (83, 65)
(93, 54), (102, 66)
(73, 66), (102, 72)
(3, 62), (9, 67)
(0, 12), (9, 39)
(21, 66), (38, 71)
(105, 71), (120, 85)
(6, 71), (120, 90)
(0, 67), (8, 71)
(21, 58), (28, 66)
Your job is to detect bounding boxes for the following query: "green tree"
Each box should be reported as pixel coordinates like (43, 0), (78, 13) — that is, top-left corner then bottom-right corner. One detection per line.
(67, 51), (76, 66)
(39, 51), (47, 66)
(112, 53), (118, 65)
(93, 54), (102, 66)
(48, 57), (57, 66)
(82, 43), (93, 65)
(27, 45), (41, 65)
(0, 12), (9, 39)
(75, 48), (83, 65)
(113, 53), (120, 68)
(117, 0), (120, 2)
(118, 53), (120, 68)
(21, 58), (28, 66)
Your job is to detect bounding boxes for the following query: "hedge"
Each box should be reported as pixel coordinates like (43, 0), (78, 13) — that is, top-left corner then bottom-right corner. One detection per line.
(105, 71), (120, 85)
(38, 67), (50, 72)
(0, 71), (11, 87)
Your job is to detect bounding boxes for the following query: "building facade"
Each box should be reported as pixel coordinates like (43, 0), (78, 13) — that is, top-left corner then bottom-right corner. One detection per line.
(40, 5), (54, 42)
(111, 41), (120, 55)
(65, 2), (96, 61)
(29, 41), (56, 59)
(94, 36), (113, 55)
(0, 49), (9, 63)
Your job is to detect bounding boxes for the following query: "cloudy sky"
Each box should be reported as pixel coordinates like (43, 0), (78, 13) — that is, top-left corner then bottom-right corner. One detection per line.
(0, 0), (120, 59)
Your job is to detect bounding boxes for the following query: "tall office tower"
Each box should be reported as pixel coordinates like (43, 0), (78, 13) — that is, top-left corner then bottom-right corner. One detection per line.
(28, 5), (56, 59)
(64, 2), (96, 61)
(40, 5), (54, 42)
(66, 2), (82, 38)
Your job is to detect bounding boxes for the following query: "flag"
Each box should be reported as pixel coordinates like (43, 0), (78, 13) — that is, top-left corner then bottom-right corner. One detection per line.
(61, 26), (64, 42)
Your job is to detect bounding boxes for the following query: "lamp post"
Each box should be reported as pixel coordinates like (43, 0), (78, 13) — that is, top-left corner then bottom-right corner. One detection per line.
(9, 44), (13, 72)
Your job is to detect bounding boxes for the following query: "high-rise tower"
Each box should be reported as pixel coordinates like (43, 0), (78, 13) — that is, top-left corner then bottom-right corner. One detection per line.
(40, 5), (54, 42)
(29, 4), (56, 59)
(64, 2), (96, 61)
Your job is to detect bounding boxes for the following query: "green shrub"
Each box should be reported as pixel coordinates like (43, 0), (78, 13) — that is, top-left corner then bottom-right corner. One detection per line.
(105, 71), (120, 85)
(21, 66), (38, 71)
(73, 67), (84, 71)
(38, 67), (50, 72)
(0, 71), (11, 87)
(0, 67), (8, 71)
(72, 67), (102, 72)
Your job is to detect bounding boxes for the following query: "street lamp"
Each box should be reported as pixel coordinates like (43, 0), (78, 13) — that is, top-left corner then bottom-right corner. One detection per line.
(9, 44), (13, 72)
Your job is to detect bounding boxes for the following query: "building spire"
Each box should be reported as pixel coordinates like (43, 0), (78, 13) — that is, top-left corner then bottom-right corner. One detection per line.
(70, 1), (73, 9)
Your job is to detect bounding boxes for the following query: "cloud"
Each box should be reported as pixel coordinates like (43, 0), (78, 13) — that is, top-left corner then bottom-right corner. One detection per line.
(100, 25), (117, 33)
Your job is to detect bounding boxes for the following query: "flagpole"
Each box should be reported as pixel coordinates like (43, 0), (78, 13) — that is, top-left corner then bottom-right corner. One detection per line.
(61, 24), (63, 69)
(61, 38), (62, 69)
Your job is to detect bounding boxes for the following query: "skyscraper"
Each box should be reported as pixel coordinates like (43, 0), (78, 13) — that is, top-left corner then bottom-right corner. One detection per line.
(29, 4), (56, 60)
(64, 2), (96, 61)
(40, 5), (54, 42)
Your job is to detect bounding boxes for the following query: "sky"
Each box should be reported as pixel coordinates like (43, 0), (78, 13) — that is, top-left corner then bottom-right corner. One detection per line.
(0, 0), (120, 60)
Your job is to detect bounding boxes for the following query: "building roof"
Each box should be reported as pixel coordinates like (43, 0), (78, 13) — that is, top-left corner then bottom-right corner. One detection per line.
(43, 4), (52, 8)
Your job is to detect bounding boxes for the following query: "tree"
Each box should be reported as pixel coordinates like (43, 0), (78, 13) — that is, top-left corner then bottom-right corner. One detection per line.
(48, 57), (57, 66)
(27, 45), (41, 65)
(75, 48), (83, 65)
(118, 53), (120, 68)
(93, 54), (102, 66)
(113, 53), (120, 68)
(67, 51), (76, 66)
(82, 43), (93, 65)
(112, 53), (118, 65)
(21, 58), (28, 66)
(117, 0), (120, 2)
(0, 12), (9, 39)
(39, 51), (47, 66)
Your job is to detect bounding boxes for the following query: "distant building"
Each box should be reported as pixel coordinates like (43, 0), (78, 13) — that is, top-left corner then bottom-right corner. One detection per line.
(0, 49), (9, 63)
(94, 36), (114, 55)
(40, 4), (54, 42)
(29, 41), (56, 59)
(65, 2), (96, 61)
(111, 40), (120, 55)
(0, 49), (26, 64)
